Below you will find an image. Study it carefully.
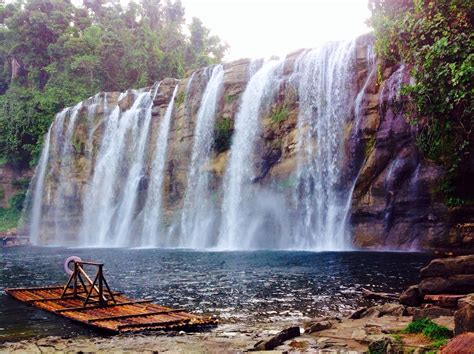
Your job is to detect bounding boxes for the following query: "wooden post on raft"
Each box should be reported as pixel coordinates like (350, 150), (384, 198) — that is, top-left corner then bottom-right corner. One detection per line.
(61, 260), (116, 307)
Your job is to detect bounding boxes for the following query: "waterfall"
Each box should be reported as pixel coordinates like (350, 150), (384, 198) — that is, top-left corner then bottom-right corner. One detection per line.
(141, 84), (179, 246)
(79, 86), (159, 246)
(25, 38), (375, 250)
(354, 44), (376, 126)
(179, 65), (224, 248)
(292, 41), (356, 250)
(27, 125), (53, 245)
(218, 59), (284, 250)
(50, 103), (81, 244)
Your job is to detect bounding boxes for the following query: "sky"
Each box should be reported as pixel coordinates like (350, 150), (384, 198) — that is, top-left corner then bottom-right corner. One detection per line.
(180, 0), (372, 61)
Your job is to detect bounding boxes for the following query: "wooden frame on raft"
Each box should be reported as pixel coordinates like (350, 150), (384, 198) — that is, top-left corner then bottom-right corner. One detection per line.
(5, 260), (217, 333)
(61, 261), (116, 307)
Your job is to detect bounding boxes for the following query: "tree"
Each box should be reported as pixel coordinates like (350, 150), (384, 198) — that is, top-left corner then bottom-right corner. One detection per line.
(0, 0), (228, 166)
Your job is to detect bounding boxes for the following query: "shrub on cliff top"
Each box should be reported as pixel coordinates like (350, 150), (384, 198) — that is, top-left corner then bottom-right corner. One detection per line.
(368, 0), (473, 201)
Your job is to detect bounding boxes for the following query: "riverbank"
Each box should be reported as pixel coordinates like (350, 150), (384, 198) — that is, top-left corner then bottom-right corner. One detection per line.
(0, 305), (457, 353)
(0, 231), (29, 248)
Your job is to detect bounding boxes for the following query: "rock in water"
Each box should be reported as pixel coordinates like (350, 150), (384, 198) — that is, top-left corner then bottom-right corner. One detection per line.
(253, 326), (300, 350)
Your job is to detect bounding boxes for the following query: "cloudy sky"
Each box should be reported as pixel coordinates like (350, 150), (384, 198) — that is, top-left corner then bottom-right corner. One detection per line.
(180, 0), (372, 61)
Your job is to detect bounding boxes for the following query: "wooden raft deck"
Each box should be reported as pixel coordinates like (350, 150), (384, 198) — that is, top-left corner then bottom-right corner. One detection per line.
(6, 286), (217, 333)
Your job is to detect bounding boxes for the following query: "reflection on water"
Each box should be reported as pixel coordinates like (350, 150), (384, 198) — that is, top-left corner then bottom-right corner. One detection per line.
(0, 247), (431, 341)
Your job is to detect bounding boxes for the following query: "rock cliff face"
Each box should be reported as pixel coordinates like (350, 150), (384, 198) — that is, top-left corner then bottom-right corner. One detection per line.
(349, 36), (473, 252)
(23, 34), (473, 251)
(0, 164), (32, 209)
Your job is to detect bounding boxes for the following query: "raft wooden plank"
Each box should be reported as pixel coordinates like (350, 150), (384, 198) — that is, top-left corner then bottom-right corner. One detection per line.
(88, 309), (187, 322)
(6, 285), (64, 291)
(117, 318), (190, 330)
(25, 292), (123, 303)
(55, 299), (154, 313)
(5, 286), (216, 333)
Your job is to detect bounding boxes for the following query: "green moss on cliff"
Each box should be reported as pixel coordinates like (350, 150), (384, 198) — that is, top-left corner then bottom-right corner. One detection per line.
(175, 91), (186, 107)
(271, 105), (289, 124)
(364, 136), (376, 158)
(214, 117), (233, 153)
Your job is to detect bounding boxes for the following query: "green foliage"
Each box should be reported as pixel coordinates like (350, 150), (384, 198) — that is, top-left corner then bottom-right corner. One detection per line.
(404, 318), (433, 334)
(271, 104), (289, 124)
(430, 339), (449, 349)
(403, 318), (452, 348)
(365, 136), (376, 157)
(0, 190), (26, 231)
(214, 117), (233, 153)
(0, 206), (21, 232)
(175, 91), (185, 107)
(0, 0), (228, 166)
(9, 190), (26, 211)
(390, 334), (403, 345)
(422, 322), (452, 341)
(225, 94), (236, 104)
(11, 178), (30, 189)
(369, 0), (473, 201)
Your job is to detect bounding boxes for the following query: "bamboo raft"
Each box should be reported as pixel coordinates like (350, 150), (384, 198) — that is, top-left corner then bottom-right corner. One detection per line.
(6, 258), (217, 333)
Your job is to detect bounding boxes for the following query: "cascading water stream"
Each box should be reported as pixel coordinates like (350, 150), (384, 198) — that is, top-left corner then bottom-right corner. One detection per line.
(26, 39), (376, 250)
(218, 59), (283, 250)
(52, 103), (82, 244)
(111, 84), (161, 246)
(141, 84), (179, 247)
(292, 41), (356, 250)
(179, 65), (224, 248)
(79, 87), (158, 247)
(27, 125), (53, 245)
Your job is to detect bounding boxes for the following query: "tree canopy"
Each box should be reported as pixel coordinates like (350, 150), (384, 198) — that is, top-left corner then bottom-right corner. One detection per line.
(0, 0), (228, 166)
